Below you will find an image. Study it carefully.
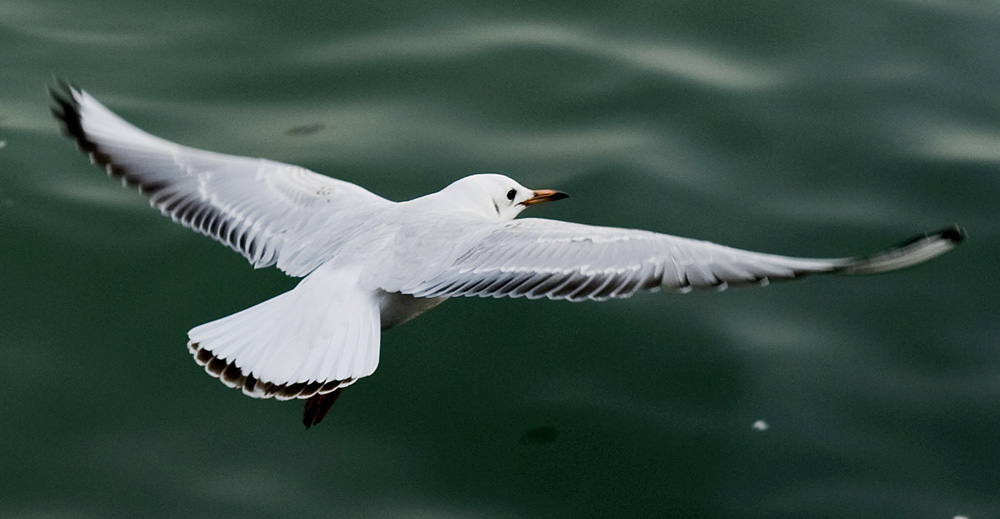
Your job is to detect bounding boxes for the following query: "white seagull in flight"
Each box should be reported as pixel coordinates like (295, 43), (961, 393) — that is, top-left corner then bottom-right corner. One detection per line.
(51, 84), (964, 427)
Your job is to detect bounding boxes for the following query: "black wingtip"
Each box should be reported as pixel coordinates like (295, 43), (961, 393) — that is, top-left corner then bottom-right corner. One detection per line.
(48, 80), (78, 115)
(49, 81), (73, 120)
(834, 224), (966, 276)
(887, 224), (966, 249)
(938, 225), (967, 244)
(48, 81), (91, 151)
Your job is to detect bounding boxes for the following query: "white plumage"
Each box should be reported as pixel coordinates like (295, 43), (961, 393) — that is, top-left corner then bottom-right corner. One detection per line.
(51, 84), (964, 427)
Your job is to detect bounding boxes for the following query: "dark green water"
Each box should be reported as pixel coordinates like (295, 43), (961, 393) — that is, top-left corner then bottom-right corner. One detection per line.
(3, 1), (998, 517)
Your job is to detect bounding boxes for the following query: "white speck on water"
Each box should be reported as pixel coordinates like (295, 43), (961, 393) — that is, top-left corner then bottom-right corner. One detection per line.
(752, 420), (769, 431)
(953, 515), (968, 519)
(0, 140), (7, 149)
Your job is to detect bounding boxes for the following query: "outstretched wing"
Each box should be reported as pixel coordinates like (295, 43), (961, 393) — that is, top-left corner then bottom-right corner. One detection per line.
(394, 218), (964, 301)
(51, 84), (391, 277)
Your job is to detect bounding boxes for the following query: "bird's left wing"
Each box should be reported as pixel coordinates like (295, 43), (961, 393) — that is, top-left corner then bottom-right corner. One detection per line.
(391, 218), (963, 301)
(51, 85), (391, 277)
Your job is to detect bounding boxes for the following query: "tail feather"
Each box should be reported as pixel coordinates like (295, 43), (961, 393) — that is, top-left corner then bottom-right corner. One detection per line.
(187, 266), (380, 401)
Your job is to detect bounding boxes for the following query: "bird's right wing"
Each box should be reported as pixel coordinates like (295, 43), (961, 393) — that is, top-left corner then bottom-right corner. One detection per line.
(51, 85), (392, 277)
(392, 218), (964, 301)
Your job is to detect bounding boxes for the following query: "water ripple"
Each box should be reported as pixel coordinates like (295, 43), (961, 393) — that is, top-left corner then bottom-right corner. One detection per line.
(907, 118), (1000, 163)
(300, 21), (789, 91)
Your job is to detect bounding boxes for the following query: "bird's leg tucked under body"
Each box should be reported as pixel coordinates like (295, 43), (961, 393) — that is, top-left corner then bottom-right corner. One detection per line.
(303, 388), (345, 428)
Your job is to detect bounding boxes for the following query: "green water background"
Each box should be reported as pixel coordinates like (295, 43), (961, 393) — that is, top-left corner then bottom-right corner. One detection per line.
(2, 1), (998, 517)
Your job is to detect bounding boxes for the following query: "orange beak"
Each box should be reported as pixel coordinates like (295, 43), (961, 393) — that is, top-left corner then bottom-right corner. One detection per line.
(519, 189), (569, 206)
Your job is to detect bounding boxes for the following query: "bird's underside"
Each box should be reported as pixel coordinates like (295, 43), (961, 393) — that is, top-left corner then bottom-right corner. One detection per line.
(50, 83), (965, 428)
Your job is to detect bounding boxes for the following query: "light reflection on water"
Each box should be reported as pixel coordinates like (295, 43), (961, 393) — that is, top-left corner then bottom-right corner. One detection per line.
(301, 22), (791, 91)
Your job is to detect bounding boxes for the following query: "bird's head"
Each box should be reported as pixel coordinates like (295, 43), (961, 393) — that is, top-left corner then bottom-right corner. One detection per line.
(439, 174), (568, 221)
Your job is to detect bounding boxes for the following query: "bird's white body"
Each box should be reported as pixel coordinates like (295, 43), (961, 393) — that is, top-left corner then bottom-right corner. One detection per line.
(52, 85), (963, 423)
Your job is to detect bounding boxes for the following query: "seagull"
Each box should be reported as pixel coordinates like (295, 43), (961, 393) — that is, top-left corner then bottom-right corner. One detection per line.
(51, 84), (965, 428)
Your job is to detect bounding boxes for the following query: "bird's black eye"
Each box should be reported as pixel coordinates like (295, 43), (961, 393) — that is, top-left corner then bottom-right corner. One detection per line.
(506, 189), (517, 201)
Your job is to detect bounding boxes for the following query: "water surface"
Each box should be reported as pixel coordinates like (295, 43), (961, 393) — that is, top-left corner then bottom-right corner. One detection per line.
(2, 1), (998, 517)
